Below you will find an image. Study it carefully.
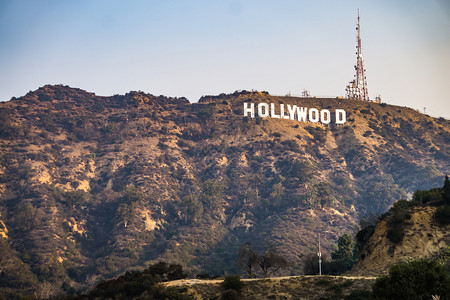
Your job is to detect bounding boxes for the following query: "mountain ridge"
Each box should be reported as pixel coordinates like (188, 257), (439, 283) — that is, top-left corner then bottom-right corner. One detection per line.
(0, 84), (449, 297)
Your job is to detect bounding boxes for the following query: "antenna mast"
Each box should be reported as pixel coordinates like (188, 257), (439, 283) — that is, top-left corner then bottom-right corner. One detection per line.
(346, 9), (369, 101)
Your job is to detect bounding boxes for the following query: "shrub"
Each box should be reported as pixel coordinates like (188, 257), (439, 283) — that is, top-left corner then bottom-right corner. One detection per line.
(200, 179), (224, 209)
(390, 209), (410, 225)
(197, 106), (214, 120)
(222, 275), (243, 293)
(363, 130), (372, 137)
(63, 190), (86, 206)
(0, 110), (19, 138)
(387, 227), (405, 244)
(371, 259), (450, 299)
(356, 225), (375, 253)
(389, 199), (415, 215)
(122, 184), (144, 203)
(222, 289), (239, 300)
(144, 262), (187, 281)
(305, 126), (327, 144)
(344, 290), (371, 300)
(289, 160), (316, 183)
(196, 273), (211, 279)
(413, 188), (442, 204)
(316, 278), (332, 286)
(435, 205), (450, 225)
(167, 264), (187, 281)
(382, 199), (415, 244)
(38, 94), (52, 102)
(281, 139), (297, 150)
(157, 141), (168, 149)
(444, 175), (450, 205)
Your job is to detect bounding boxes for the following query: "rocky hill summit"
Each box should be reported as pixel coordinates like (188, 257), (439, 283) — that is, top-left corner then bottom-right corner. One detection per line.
(351, 179), (450, 276)
(0, 85), (449, 297)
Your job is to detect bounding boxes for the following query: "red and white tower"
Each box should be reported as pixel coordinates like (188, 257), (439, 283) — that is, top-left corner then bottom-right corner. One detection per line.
(346, 9), (369, 101)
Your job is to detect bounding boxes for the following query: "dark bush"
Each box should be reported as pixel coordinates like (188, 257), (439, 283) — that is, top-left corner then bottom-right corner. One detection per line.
(356, 225), (375, 253)
(146, 261), (169, 277)
(386, 227), (405, 244)
(305, 126), (327, 144)
(413, 188), (443, 204)
(316, 278), (332, 286)
(435, 205), (450, 225)
(325, 260), (351, 275)
(344, 290), (371, 300)
(371, 259), (450, 299)
(390, 210), (410, 225)
(157, 141), (168, 149)
(63, 190), (86, 206)
(38, 94), (52, 102)
(281, 139), (298, 151)
(222, 289), (239, 300)
(0, 110), (20, 138)
(222, 275), (243, 293)
(167, 264), (187, 281)
(388, 199), (415, 216)
(197, 106), (214, 120)
(383, 199), (415, 244)
(444, 175), (450, 205)
(288, 160), (316, 183)
(363, 130), (372, 137)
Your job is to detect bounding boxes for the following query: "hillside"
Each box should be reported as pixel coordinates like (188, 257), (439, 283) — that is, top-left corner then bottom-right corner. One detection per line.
(83, 274), (376, 300)
(162, 276), (375, 300)
(0, 85), (449, 297)
(352, 198), (450, 276)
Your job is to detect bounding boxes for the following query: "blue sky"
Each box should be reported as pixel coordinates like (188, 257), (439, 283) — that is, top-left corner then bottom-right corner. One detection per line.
(1, 0), (449, 118)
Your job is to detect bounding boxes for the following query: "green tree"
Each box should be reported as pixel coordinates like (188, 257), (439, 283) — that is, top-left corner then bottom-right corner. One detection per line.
(116, 185), (144, 227)
(371, 259), (450, 300)
(290, 160), (315, 183)
(200, 179), (224, 209)
(0, 109), (19, 138)
(180, 194), (203, 224)
(116, 202), (136, 228)
(331, 233), (357, 272)
(444, 175), (450, 205)
(63, 190), (87, 206)
(197, 106), (214, 121)
(122, 184), (144, 203)
(304, 181), (335, 208)
(413, 188), (443, 204)
(13, 203), (38, 232)
(332, 233), (354, 261)
(269, 176), (285, 208)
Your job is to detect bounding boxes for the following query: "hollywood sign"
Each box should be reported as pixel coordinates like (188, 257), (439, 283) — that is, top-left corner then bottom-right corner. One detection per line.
(243, 102), (347, 124)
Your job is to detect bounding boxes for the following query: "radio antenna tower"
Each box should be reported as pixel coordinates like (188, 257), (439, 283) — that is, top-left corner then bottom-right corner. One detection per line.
(346, 9), (369, 101)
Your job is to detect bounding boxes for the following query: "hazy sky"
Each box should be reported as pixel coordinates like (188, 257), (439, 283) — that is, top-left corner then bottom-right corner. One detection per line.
(1, 0), (449, 118)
